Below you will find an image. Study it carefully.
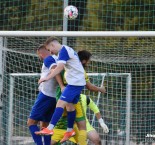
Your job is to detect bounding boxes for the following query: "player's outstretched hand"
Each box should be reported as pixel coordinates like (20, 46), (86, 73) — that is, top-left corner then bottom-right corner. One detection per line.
(38, 78), (47, 84)
(99, 86), (106, 93)
(100, 122), (109, 133)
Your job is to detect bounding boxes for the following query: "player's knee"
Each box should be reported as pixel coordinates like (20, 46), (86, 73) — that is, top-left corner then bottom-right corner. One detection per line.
(56, 99), (67, 108)
(88, 131), (101, 145)
(27, 118), (38, 127)
(93, 138), (102, 145)
(66, 103), (75, 111)
(90, 137), (101, 145)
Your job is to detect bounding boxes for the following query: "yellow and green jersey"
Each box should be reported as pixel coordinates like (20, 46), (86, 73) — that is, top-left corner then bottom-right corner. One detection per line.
(80, 94), (99, 126)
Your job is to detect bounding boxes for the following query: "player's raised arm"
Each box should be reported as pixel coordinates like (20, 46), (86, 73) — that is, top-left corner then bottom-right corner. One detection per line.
(38, 63), (65, 84)
(85, 73), (106, 93)
(49, 64), (65, 92)
(78, 50), (106, 94)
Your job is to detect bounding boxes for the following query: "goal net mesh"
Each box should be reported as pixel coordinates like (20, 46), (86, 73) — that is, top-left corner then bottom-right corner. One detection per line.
(0, 36), (155, 145)
(0, 0), (154, 31)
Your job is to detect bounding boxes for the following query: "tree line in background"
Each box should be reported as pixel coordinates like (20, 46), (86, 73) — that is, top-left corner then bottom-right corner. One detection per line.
(1, 1), (155, 144)
(0, 0), (155, 31)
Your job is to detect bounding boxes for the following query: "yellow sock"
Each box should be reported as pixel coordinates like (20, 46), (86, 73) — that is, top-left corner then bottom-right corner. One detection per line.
(78, 130), (87, 145)
(73, 124), (79, 143)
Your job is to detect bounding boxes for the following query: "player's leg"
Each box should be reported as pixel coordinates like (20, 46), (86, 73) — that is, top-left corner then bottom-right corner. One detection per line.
(39, 122), (51, 145)
(27, 118), (43, 145)
(61, 85), (84, 133)
(51, 85), (83, 133)
(66, 103), (76, 132)
(47, 99), (68, 130)
(51, 129), (78, 145)
(58, 102), (76, 143)
(64, 123), (79, 145)
(51, 129), (65, 145)
(27, 92), (46, 145)
(87, 122), (101, 145)
(28, 92), (56, 145)
(60, 85), (84, 143)
(36, 85), (83, 139)
(42, 97), (56, 145)
(41, 86), (74, 133)
(70, 123), (79, 143)
(51, 123), (78, 145)
(76, 121), (87, 145)
(75, 101), (87, 145)
(35, 99), (69, 136)
(87, 130), (101, 145)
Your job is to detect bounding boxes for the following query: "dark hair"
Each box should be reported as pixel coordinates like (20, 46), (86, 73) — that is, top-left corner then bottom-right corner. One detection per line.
(45, 37), (60, 45)
(78, 50), (92, 62)
(37, 44), (46, 51)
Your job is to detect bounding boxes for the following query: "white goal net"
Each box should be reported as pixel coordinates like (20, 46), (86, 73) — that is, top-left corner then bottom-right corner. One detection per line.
(2, 72), (131, 145)
(0, 31), (155, 145)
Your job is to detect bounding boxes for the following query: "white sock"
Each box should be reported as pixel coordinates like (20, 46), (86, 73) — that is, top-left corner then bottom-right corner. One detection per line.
(47, 124), (54, 130)
(67, 128), (73, 132)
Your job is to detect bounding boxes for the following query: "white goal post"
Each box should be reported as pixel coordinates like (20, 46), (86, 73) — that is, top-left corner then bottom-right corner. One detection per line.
(7, 73), (131, 145)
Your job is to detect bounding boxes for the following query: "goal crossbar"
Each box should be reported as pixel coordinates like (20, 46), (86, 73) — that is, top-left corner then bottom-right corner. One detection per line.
(0, 31), (155, 37)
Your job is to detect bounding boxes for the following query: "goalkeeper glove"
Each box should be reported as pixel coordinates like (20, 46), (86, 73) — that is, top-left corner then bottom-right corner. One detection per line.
(98, 118), (109, 133)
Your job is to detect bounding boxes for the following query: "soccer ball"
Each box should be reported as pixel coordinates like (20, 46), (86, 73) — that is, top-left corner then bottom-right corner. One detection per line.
(64, 5), (78, 20)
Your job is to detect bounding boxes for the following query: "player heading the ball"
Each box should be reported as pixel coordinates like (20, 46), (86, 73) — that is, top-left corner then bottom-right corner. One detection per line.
(35, 37), (86, 143)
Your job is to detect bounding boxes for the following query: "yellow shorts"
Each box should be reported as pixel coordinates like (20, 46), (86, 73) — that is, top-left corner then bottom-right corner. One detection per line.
(86, 120), (95, 132)
(74, 98), (85, 122)
(52, 124), (79, 143)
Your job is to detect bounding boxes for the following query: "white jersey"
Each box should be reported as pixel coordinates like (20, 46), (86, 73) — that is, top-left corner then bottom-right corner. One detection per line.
(39, 55), (58, 97)
(57, 45), (86, 86)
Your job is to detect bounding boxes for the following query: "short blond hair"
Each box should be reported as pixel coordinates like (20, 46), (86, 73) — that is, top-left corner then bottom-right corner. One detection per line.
(45, 37), (60, 45)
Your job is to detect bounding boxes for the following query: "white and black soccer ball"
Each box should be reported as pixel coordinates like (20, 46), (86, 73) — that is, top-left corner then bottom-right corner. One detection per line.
(64, 5), (78, 20)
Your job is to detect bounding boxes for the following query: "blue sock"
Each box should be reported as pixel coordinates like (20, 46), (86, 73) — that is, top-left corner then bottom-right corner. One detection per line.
(29, 125), (43, 145)
(67, 110), (76, 129)
(44, 135), (51, 145)
(50, 107), (64, 126)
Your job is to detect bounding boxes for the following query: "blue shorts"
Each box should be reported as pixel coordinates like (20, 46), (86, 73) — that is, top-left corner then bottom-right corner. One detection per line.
(60, 85), (84, 104)
(29, 92), (56, 122)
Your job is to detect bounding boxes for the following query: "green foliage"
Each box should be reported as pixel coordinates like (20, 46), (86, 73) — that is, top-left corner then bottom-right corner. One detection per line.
(1, 0), (155, 144)
(0, 0), (63, 30)
(82, 0), (155, 31)
(0, 0), (155, 31)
